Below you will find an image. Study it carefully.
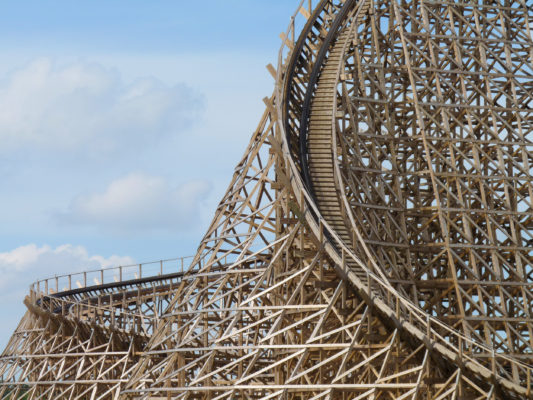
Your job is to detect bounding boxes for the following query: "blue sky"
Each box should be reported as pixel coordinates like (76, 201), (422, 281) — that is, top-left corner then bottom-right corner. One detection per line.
(0, 0), (302, 349)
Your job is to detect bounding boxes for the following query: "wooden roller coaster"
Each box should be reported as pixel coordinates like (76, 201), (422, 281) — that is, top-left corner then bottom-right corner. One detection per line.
(1, 0), (532, 398)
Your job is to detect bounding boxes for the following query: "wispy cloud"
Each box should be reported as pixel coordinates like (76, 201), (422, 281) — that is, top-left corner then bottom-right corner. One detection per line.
(57, 173), (212, 232)
(0, 243), (134, 276)
(0, 58), (204, 156)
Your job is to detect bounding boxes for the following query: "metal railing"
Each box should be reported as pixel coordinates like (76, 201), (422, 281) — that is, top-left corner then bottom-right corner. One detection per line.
(27, 254), (264, 338)
(30, 255), (197, 298)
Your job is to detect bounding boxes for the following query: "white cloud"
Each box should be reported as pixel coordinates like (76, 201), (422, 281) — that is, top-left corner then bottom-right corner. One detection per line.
(0, 58), (203, 155)
(0, 244), (134, 278)
(0, 243), (134, 306)
(58, 173), (212, 231)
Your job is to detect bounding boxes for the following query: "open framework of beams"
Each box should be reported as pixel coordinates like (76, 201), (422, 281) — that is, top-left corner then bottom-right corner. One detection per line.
(1, 1), (532, 399)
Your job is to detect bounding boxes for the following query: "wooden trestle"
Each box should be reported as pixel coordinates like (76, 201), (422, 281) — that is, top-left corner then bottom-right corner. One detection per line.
(1, 0), (532, 399)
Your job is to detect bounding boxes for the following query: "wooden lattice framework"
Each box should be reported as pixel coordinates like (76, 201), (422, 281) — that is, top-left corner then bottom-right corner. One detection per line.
(1, 0), (532, 399)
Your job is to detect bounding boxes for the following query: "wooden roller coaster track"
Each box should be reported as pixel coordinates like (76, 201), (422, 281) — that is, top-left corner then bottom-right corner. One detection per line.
(1, 0), (532, 399)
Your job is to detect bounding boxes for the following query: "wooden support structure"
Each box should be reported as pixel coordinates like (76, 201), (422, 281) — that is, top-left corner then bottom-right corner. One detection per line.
(1, 0), (532, 399)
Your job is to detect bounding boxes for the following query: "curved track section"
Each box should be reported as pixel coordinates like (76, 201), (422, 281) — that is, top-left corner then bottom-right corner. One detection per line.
(307, 2), (371, 286)
(0, 260), (195, 399)
(281, 0), (533, 398)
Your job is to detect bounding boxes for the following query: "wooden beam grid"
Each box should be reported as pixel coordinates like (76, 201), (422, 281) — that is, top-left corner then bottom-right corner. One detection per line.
(0, 1), (532, 399)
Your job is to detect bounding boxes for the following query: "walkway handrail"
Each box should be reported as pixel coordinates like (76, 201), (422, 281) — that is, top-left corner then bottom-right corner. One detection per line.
(29, 255), (202, 298)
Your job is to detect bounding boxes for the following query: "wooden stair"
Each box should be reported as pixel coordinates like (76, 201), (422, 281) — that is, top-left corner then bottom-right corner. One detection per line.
(308, 2), (372, 287)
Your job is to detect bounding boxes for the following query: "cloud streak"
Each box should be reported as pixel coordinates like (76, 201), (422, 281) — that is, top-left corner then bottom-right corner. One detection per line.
(0, 58), (203, 156)
(57, 173), (212, 232)
(0, 243), (134, 276)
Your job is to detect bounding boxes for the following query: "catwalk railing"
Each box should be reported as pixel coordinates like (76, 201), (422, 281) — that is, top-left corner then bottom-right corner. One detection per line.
(26, 254), (266, 339)
(29, 255), (195, 298)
